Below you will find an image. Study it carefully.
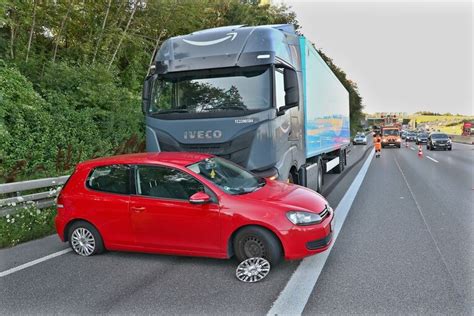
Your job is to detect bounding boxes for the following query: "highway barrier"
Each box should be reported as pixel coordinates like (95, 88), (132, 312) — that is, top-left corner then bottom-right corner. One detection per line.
(0, 176), (69, 216)
(449, 135), (474, 145)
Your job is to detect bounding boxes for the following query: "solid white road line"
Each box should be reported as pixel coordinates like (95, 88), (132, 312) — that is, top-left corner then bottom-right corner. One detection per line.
(0, 248), (71, 278)
(426, 156), (439, 163)
(267, 150), (375, 316)
(410, 147), (416, 151)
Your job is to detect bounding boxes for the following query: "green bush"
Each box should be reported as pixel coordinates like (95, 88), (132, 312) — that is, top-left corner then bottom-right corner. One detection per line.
(0, 60), (143, 181)
(0, 206), (57, 248)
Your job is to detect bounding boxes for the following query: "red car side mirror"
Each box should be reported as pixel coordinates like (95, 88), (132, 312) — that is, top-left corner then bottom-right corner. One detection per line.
(189, 192), (211, 204)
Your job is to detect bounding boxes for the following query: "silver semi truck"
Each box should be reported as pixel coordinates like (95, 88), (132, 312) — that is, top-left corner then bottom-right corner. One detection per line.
(142, 24), (350, 192)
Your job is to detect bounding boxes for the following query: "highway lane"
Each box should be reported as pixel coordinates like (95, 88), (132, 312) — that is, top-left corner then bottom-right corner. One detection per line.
(0, 143), (371, 315)
(2, 141), (470, 314)
(303, 143), (472, 314)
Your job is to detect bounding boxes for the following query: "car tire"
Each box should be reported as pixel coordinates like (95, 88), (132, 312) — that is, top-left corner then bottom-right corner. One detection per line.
(233, 226), (283, 266)
(68, 221), (104, 256)
(448, 147), (452, 151)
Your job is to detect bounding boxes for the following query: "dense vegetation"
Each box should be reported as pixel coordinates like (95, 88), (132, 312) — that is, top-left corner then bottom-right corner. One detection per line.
(0, 0), (363, 182)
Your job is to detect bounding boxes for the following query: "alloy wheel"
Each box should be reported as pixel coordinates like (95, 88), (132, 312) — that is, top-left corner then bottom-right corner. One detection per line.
(236, 257), (270, 283)
(71, 227), (96, 256)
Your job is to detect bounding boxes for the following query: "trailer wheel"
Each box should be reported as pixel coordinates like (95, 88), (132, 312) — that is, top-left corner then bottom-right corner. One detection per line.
(333, 150), (344, 174)
(316, 159), (324, 193)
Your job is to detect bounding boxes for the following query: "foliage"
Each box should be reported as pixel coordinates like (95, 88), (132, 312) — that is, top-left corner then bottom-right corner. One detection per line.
(0, 60), (143, 181)
(0, 206), (56, 248)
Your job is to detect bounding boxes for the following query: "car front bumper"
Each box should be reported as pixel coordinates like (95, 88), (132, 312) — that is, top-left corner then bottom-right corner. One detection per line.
(280, 211), (334, 260)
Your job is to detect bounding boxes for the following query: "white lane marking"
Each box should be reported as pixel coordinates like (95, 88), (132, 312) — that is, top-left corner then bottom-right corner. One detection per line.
(267, 150), (375, 316)
(410, 147), (416, 151)
(426, 156), (439, 163)
(0, 248), (71, 278)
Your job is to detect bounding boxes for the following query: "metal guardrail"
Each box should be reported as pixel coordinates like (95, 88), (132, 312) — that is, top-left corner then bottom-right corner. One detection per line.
(0, 175), (70, 216)
(449, 134), (474, 145)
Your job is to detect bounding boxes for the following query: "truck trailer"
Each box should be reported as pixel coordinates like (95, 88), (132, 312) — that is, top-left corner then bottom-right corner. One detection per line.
(142, 24), (350, 192)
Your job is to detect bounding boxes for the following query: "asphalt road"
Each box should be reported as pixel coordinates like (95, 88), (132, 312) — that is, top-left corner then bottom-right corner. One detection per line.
(1, 140), (472, 315)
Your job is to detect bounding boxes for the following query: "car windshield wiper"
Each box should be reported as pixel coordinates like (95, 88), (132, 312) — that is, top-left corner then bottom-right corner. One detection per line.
(202, 102), (248, 112)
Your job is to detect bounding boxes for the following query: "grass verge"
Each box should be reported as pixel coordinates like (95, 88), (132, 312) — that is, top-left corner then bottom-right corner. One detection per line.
(0, 206), (56, 248)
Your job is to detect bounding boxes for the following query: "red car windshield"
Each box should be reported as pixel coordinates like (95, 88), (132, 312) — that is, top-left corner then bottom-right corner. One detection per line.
(187, 157), (265, 195)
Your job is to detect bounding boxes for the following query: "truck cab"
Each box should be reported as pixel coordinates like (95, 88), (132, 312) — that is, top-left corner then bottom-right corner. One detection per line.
(142, 24), (349, 191)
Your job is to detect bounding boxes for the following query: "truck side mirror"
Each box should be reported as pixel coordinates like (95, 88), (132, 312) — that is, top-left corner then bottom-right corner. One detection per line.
(284, 68), (299, 108)
(142, 77), (152, 114)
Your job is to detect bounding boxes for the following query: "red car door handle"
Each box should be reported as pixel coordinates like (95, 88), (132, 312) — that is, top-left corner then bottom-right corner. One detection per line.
(131, 206), (146, 212)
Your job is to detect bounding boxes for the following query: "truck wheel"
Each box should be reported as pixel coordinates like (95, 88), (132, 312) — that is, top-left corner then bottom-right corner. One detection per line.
(316, 161), (324, 193)
(287, 170), (296, 184)
(333, 151), (344, 174)
(233, 226), (283, 266)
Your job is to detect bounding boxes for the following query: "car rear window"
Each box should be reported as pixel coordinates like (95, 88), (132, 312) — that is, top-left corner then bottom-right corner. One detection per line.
(87, 165), (130, 194)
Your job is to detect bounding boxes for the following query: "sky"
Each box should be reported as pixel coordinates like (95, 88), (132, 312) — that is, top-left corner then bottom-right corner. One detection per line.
(278, 0), (472, 115)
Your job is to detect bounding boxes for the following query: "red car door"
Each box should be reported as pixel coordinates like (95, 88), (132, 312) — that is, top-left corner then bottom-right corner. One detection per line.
(129, 165), (221, 255)
(82, 164), (133, 247)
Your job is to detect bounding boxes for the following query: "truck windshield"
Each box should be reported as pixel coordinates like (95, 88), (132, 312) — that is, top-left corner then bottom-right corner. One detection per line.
(187, 157), (265, 195)
(383, 129), (399, 136)
(149, 67), (271, 117)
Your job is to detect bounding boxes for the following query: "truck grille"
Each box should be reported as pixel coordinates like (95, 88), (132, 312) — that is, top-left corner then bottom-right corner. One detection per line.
(157, 129), (255, 167)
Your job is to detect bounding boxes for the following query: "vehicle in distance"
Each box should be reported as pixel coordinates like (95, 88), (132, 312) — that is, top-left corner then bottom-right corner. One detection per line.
(353, 133), (367, 145)
(55, 153), (334, 265)
(406, 132), (417, 142)
(416, 133), (428, 145)
(381, 126), (401, 148)
(462, 121), (473, 136)
(427, 133), (452, 151)
(142, 24), (350, 193)
(401, 130), (407, 139)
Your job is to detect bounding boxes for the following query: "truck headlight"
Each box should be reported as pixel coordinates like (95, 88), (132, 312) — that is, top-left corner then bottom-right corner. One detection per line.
(286, 211), (322, 225)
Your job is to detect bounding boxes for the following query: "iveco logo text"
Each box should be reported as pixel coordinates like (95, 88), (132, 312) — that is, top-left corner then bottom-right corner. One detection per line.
(184, 130), (222, 140)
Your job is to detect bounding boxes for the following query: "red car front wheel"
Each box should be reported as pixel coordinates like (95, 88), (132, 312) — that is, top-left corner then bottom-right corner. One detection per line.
(233, 226), (282, 265)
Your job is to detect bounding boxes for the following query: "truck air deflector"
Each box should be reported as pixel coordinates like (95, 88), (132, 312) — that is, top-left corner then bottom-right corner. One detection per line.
(155, 25), (297, 73)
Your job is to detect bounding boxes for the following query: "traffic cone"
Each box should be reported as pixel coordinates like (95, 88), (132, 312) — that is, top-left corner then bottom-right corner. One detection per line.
(418, 144), (423, 157)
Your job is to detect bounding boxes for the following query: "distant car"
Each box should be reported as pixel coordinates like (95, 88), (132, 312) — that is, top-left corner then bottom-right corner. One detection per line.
(55, 152), (334, 265)
(401, 131), (407, 139)
(427, 133), (452, 151)
(416, 133), (428, 144)
(406, 132), (416, 142)
(353, 133), (367, 145)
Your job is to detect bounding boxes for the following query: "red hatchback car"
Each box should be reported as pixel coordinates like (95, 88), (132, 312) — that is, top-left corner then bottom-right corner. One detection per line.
(55, 153), (334, 265)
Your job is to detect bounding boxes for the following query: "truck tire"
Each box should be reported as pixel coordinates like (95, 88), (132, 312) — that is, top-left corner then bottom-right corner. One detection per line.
(316, 160), (324, 193)
(333, 150), (344, 174)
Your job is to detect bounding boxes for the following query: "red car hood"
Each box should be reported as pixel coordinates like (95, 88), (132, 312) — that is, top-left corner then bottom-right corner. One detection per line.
(239, 180), (328, 214)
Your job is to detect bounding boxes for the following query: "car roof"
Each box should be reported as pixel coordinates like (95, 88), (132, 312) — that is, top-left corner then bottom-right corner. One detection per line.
(77, 152), (213, 169)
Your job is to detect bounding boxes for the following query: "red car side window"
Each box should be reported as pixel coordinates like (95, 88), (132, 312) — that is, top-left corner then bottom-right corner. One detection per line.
(87, 165), (131, 194)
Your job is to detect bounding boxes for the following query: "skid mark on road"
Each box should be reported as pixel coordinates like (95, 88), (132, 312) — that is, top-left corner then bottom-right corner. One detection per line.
(267, 150), (375, 316)
(0, 248), (71, 278)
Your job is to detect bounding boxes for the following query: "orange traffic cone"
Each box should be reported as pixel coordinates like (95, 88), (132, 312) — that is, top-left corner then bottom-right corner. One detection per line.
(418, 144), (423, 157)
